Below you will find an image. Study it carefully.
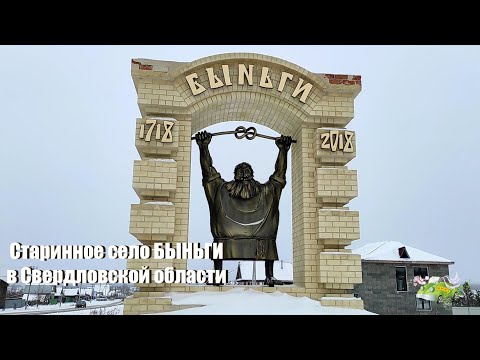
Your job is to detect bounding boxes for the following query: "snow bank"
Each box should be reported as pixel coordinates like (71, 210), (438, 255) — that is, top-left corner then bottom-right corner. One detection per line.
(155, 288), (374, 315)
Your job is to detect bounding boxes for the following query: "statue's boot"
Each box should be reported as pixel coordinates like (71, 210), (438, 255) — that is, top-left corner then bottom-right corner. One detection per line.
(264, 260), (284, 287)
(264, 277), (284, 287)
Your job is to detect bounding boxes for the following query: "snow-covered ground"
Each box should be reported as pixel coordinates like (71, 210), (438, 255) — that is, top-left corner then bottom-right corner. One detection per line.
(157, 288), (374, 315)
(0, 299), (122, 315)
(50, 305), (124, 315)
(1, 289), (375, 315)
(1, 302), (76, 314)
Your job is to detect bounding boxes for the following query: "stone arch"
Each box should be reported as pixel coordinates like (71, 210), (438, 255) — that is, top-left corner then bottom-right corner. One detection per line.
(124, 53), (364, 314)
(170, 52), (330, 89)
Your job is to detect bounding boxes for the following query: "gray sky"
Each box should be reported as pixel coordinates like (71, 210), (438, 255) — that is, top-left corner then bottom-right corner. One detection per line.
(1, 46), (479, 284)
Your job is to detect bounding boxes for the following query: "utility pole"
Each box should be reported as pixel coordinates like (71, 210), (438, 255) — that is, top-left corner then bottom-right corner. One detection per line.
(90, 284), (95, 303)
(24, 265), (36, 310)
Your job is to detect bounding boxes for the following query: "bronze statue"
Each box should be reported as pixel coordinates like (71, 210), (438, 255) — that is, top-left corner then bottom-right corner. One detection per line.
(194, 130), (292, 286)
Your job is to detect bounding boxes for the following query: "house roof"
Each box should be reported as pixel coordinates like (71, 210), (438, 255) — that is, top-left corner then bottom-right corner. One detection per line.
(54, 287), (92, 296)
(352, 241), (453, 264)
(80, 288), (92, 296)
(235, 260), (293, 282)
(63, 288), (79, 296)
(26, 285), (56, 294)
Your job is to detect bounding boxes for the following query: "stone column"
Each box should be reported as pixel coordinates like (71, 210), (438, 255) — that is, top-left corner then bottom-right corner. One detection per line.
(314, 127), (363, 309)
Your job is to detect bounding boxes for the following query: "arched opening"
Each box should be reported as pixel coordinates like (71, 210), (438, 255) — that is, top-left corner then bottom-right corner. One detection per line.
(188, 121), (293, 284)
(184, 89), (306, 286)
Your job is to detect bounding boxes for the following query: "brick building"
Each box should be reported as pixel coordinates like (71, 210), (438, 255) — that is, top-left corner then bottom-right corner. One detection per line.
(0, 279), (7, 309)
(353, 241), (454, 315)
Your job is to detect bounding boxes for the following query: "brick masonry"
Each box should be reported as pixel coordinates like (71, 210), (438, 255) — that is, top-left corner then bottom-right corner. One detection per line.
(135, 118), (179, 157)
(125, 54), (363, 314)
(129, 203), (176, 243)
(354, 262), (452, 315)
(318, 253), (362, 287)
(314, 129), (356, 165)
(132, 159), (177, 199)
(315, 167), (357, 206)
(317, 210), (360, 242)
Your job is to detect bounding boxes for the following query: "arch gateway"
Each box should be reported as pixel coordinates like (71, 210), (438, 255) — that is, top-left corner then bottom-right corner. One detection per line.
(124, 53), (363, 314)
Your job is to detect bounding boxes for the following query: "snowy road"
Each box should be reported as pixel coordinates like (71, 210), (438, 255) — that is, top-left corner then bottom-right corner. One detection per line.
(0, 300), (123, 315)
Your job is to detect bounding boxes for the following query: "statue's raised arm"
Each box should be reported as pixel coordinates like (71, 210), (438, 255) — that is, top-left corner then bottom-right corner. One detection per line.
(196, 131), (217, 180)
(269, 135), (293, 189)
(195, 131), (223, 206)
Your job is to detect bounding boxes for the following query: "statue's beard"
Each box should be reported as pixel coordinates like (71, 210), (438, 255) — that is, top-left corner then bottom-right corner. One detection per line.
(225, 179), (262, 199)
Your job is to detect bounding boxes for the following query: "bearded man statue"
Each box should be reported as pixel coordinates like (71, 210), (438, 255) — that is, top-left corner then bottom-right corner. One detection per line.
(194, 130), (292, 286)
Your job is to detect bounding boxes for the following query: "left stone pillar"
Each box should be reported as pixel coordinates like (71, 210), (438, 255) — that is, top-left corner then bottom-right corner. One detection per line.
(124, 114), (192, 314)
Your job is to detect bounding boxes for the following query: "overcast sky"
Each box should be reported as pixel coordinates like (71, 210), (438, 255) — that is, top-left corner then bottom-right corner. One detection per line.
(0, 46), (479, 285)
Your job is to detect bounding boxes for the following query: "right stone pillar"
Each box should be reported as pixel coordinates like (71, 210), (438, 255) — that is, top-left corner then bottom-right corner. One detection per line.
(314, 128), (363, 309)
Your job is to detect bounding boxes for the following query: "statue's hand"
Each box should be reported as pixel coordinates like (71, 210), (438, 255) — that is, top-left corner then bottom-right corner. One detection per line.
(275, 135), (292, 151)
(195, 131), (212, 146)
